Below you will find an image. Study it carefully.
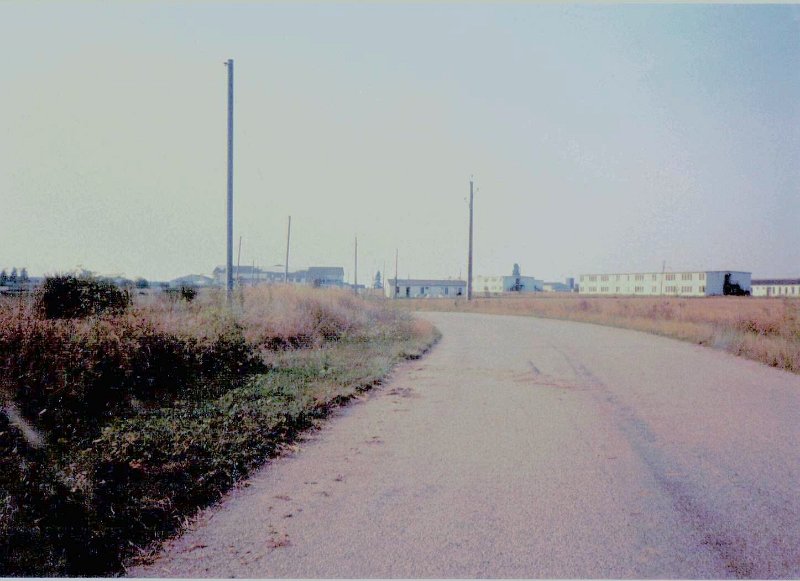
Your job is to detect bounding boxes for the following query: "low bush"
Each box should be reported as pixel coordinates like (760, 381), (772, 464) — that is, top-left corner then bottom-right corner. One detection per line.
(34, 275), (130, 319)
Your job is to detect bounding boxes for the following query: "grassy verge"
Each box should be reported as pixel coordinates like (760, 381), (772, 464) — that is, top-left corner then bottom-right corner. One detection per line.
(402, 294), (800, 374)
(0, 284), (438, 576)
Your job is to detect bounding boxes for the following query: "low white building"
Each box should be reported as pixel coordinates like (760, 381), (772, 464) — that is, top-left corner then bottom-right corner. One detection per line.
(578, 271), (751, 297)
(386, 278), (466, 299)
(752, 278), (800, 297)
(475, 275), (543, 294)
(542, 278), (576, 292)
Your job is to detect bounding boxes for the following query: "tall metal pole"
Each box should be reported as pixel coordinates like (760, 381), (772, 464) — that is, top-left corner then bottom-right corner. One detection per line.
(467, 177), (474, 301)
(284, 215), (291, 283)
(225, 59), (234, 304)
(236, 235), (242, 286)
(394, 248), (399, 300)
(354, 236), (358, 295)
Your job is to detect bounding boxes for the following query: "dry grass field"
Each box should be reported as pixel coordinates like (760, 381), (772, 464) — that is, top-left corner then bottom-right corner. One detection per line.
(401, 294), (800, 374)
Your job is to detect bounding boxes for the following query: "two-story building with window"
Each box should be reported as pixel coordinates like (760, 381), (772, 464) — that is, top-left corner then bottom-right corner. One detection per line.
(578, 271), (751, 297)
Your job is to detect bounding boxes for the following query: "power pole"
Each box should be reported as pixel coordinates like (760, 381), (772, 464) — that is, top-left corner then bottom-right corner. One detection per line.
(394, 248), (399, 300)
(225, 58), (234, 304)
(284, 215), (291, 283)
(354, 236), (359, 295)
(236, 235), (242, 286)
(467, 177), (474, 300)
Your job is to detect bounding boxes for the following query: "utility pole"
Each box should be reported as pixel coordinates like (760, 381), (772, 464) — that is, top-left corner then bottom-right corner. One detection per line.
(284, 216), (291, 283)
(394, 248), (399, 300)
(467, 177), (474, 301)
(236, 235), (242, 286)
(660, 260), (666, 296)
(354, 236), (358, 295)
(225, 58), (234, 304)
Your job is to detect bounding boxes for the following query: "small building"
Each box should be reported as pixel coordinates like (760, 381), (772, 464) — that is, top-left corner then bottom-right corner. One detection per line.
(578, 271), (751, 297)
(386, 278), (466, 299)
(751, 278), (800, 297)
(542, 278), (576, 293)
(169, 274), (215, 288)
(305, 266), (345, 288)
(475, 275), (542, 294)
(212, 265), (344, 287)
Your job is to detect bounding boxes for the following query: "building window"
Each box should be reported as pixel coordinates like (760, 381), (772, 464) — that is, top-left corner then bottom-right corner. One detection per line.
(589, 275), (597, 282)
(652, 274), (657, 281)
(682, 273), (692, 281)
(666, 274), (675, 281)
(699, 273), (705, 280)
(681, 286), (692, 293)
(634, 286), (644, 293)
(615, 286), (620, 293)
(444, 287), (449, 295)
(700, 286), (705, 293)
(635, 274), (644, 281)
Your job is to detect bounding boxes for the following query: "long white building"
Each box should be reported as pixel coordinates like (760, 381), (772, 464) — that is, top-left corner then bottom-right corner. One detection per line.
(751, 278), (800, 297)
(475, 275), (543, 294)
(386, 278), (466, 299)
(578, 271), (751, 297)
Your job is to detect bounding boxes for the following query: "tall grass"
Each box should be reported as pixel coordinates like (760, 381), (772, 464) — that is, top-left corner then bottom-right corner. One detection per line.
(403, 295), (800, 373)
(0, 282), (437, 575)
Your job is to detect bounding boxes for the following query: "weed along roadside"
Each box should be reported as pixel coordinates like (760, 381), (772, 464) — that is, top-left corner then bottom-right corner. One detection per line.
(0, 279), (439, 576)
(400, 295), (800, 374)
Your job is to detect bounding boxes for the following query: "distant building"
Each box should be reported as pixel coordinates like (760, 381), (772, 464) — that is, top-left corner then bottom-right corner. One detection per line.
(386, 278), (466, 299)
(475, 275), (543, 294)
(751, 278), (800, 297)
(578, 271), (751, 297)
(306, 266), (345, 288)
(212, 265), (344, 287)
(170, 274), (215, 288)
(542, 278), (576, 293)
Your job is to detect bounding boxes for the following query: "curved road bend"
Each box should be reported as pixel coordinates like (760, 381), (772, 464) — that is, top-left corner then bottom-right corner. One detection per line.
(130, 312), (800, 578)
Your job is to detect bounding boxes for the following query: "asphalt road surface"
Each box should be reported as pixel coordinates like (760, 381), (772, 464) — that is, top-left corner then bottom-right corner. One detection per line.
(130, 312), (800, 578)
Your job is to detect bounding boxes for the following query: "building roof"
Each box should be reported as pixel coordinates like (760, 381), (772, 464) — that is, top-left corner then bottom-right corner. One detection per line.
(388, 278), (466, 286)
(752, 278), (800, 285)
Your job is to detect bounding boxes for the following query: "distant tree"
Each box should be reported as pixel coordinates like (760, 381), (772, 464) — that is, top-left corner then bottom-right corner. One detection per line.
(512, 263), (521, 277)
(374, 270), (383, 289)
(9, 267), (18, 285)
(0, 269), (7, 286)
(20, 268), (30, 284)
(135, 277), (150, 289)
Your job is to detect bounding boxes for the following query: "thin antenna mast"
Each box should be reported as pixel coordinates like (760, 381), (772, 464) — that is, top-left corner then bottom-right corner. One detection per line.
(354, 236), (358, 295)
(394, 249), (399, 300)
(284, 216), (291, 283)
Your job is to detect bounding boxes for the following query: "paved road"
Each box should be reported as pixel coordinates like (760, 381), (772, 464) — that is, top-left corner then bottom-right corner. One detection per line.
(131, 312), (800, 578)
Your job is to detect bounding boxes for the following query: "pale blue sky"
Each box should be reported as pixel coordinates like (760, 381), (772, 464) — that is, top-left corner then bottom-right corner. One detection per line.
(1, 2), (798, 282)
